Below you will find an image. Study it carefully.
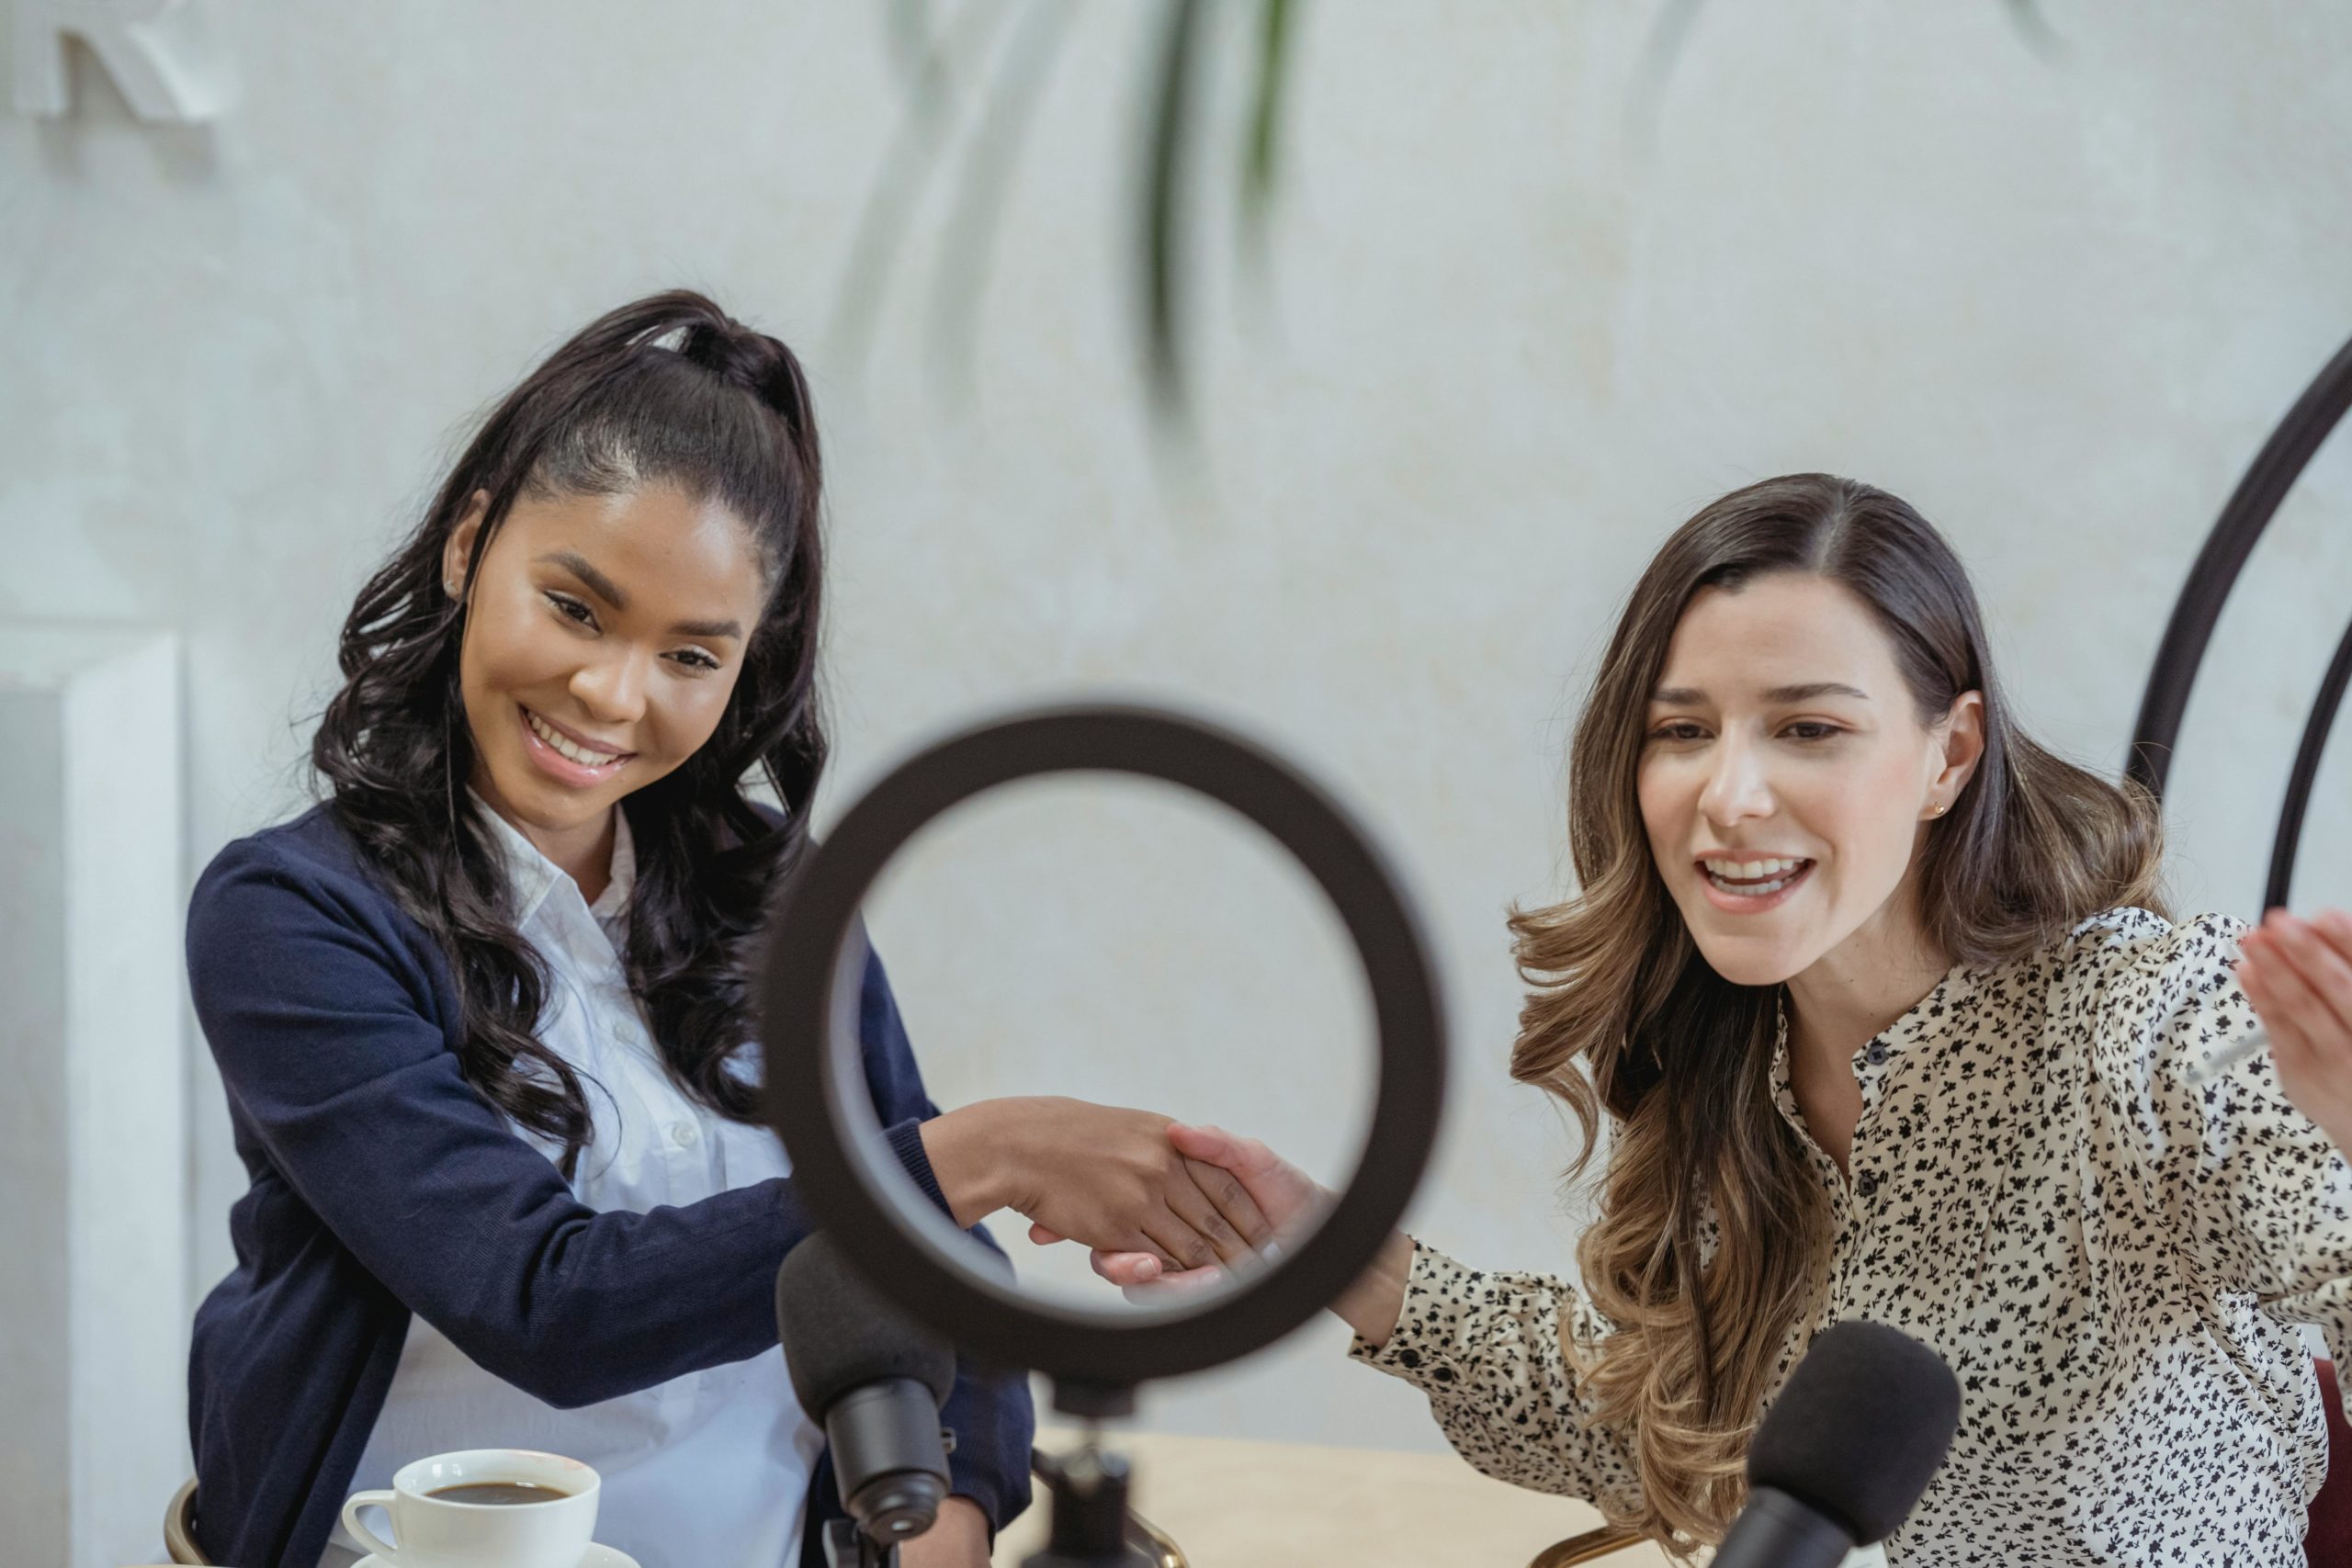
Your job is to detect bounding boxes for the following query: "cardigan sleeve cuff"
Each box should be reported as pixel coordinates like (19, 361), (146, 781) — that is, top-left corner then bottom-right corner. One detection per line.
(948, 1475), (1019, 1542)
(883, 1116), (956, 1219)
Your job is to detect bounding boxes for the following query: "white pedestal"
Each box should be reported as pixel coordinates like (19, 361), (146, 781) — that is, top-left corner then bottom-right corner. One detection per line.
(0, 626), (187, 1568)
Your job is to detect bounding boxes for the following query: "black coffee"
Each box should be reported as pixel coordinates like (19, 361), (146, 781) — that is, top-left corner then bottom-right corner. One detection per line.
(426, 1482), (572, 1506)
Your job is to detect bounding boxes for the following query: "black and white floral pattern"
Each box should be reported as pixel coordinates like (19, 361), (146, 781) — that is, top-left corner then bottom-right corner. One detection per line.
(1352, 908), (2352, 1564)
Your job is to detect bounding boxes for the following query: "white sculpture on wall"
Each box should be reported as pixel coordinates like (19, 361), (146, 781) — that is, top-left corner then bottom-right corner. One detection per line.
(13, 0), (226, 122)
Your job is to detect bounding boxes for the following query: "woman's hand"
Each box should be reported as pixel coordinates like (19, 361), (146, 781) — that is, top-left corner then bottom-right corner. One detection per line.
(1046, 1123), (1415, 1345)
(2237, 908), (2352, 1155)
(897, 1495), (990, 1568)
(919, 1098), (1274, 1275)
(1039, 1122), (1329, 1290)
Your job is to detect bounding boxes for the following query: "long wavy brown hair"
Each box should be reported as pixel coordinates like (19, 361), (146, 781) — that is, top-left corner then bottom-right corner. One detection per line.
(1509, 474), (2165, 1549)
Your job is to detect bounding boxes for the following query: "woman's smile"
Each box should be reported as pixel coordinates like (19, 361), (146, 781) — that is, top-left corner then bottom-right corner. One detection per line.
(1696, 854), (1815, 911)
(518, 702), (636, 785)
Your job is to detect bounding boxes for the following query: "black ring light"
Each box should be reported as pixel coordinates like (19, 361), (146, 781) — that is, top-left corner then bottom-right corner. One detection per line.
(758, 704), (1446, 1397)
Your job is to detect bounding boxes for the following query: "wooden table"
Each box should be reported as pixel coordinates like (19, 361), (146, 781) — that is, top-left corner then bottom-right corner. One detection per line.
(995, 1430), (1676, 1567)
(118, 1436), (1677, 1567)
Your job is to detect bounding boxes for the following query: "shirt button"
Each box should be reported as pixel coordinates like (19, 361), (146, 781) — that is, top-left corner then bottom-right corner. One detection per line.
(670, 1121), (702, 1148)
(1855, 1169), (1883, 1199)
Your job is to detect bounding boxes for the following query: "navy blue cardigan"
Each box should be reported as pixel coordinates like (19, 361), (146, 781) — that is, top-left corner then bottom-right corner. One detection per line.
(185, 806), (1033, 1567)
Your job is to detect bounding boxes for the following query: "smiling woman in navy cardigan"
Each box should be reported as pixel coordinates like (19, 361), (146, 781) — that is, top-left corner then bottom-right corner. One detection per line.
(186, 293), (1278, 1568)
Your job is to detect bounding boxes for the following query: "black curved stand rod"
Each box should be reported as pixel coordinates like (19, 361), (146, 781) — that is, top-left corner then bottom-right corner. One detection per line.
(2128, 333), (2352, 799)
(2266, 612), (2352, 912)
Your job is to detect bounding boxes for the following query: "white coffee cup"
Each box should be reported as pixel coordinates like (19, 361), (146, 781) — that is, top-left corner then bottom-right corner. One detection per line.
(340, 1449), (600, 1568)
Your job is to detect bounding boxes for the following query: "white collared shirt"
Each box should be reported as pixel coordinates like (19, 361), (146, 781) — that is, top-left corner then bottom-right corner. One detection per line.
(327, 800), (820, 1568)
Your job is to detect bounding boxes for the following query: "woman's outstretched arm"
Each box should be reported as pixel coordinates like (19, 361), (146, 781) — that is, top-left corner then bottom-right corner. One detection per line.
(190, 835), (1257, 1408)
(1058, 1124), (1641, 1508)
(190, 836), (820, 1409)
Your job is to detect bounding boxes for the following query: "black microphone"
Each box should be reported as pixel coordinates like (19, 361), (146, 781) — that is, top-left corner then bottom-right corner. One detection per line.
(776, 1234), (958, 1558)
(1712, 1320), (1961, 1568)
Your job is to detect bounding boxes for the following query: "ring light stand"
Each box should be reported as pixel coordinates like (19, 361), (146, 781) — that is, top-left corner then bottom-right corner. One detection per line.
(2129, 332), (2352, 907)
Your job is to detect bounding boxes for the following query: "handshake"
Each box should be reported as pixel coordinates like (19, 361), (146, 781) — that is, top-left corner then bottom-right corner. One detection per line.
(917, 1099), (1328, 1297)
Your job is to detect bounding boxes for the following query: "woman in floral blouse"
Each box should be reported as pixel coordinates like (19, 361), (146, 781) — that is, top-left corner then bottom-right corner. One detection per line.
(1059, 473), (2352, 1565)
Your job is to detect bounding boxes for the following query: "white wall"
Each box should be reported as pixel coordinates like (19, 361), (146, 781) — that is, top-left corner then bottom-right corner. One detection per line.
(6, 1), (2352, 1460)
(0, 629), (185, 1566)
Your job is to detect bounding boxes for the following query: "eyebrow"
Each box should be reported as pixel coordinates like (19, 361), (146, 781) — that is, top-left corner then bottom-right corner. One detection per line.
(1650, 682), (1871, 705)
(537, 550), (744, 640)
(668, 615), (745, 639)
(539, 550), (629, 609)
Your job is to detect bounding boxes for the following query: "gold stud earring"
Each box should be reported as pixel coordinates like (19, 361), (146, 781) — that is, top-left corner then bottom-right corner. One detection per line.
(1931, 802), (1948, 818)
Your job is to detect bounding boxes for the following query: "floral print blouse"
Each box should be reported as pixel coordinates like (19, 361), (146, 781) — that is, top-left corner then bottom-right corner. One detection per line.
(1351, 908), (2352, 1564)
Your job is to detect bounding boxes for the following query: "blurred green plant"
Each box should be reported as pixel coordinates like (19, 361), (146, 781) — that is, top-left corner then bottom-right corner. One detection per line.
(836, 0), (2056, 429)
(833, 0), (1291, 432)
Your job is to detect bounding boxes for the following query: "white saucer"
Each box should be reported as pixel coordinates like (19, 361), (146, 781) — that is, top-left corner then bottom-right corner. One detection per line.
(354, 1549), (638, 1568)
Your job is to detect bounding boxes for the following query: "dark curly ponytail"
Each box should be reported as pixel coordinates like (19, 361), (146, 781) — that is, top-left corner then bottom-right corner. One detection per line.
(312, 290), (827, 1172)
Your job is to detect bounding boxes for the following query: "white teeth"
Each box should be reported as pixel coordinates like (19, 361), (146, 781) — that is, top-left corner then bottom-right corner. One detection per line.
(1702, 857), (1809, 897)
(1702, 856), (1804, 879)
(526, 709), (622, 768)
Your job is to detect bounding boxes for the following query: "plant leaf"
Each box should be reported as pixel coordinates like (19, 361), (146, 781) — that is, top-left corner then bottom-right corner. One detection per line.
(1624, 0), (1707, 157)
(1141, 0), (1206, 422)
(2001, 0), (2069, 61)
(888, 0), (936, 88)
(831, 0), (1019, 370)
(1241, 0), (1296, 234)
(928, 0), (1080, 400)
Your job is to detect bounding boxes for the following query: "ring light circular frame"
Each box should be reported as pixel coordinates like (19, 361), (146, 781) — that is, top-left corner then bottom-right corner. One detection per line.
(760, 705), (1446, 1393)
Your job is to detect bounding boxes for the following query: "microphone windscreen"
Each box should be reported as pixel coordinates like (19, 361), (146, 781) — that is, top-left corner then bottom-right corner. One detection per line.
(775, 1233), (957, 1415)
(1747, 1319), (1961, 1543)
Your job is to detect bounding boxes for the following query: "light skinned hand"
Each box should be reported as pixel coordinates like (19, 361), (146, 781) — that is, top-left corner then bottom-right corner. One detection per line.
(1027, 1122), (1330, 1298)
(924, 1098), (1278, 1276)
(2236, 908), (2352, 1155)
